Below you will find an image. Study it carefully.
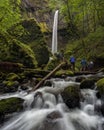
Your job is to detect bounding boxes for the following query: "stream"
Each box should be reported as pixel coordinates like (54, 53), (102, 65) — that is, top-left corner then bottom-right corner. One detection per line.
(0, 73), (104, 130)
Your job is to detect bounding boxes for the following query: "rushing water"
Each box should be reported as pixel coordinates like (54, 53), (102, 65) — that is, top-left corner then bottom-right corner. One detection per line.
(52, 10), (59, 54)
(0, 76), (104, 130)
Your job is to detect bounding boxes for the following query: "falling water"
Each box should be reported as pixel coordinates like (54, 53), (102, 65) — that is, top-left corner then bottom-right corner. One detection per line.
(0, 78), (104, 130)
(52, 10), (59, 54)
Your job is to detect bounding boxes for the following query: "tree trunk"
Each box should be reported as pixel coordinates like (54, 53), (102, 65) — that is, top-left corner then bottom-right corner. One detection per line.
(31, 62), (65, 92)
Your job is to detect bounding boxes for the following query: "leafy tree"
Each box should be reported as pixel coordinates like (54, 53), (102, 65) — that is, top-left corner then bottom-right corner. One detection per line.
(0, 0), (21, 32)
(48, 0), (104, 35)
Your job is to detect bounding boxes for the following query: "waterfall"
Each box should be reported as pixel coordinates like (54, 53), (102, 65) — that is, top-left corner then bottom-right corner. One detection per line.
(52, 10), (59, 54)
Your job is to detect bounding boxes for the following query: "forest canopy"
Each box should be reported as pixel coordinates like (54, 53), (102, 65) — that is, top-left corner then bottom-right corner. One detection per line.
(0, 0), (21, 32)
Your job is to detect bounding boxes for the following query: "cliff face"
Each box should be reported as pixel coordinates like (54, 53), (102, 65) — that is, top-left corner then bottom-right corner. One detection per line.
(20, 0), (69, 50)
(21, 0), (53, 32)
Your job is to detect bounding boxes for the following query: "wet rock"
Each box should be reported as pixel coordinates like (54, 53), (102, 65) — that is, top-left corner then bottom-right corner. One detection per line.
(61, 86), (81, 109)
(44, 80), (52, 87)
(0, 97), (24, 123)
(100, 102), (104, 116)
(46, 111), (62, 120)
(75, 76), (86, 82)
(37, 111), (63, 130)
(80, 79), (95, 89)
(6, 73), (20, 81)
(0, 80), (19, 93)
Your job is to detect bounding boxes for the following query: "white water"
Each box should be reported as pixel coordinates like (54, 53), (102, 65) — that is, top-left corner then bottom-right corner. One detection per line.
(52, 10), (59, 54)
(0, 79), (104, 130)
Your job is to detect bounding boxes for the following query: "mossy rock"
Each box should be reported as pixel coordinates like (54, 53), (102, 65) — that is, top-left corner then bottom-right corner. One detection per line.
(55, 69), (74, 77)
(0, 72), (6, 81)
(46, 57), (60, 71)
(0, 33), (37, 68)
(6, 73), (20, 81)
(75, 76), (86, 82)
(1, 80), (19, 93)
(33, 43), (50, 67)
(80, 79), (95, 89)
(8, 19), (50, 67)
(96, 78), (104, 95)
(0, 97), (24, 122)
(23, 69), (49, 78)
(61, 86), (80, 109)
(8, 18), (44, 44)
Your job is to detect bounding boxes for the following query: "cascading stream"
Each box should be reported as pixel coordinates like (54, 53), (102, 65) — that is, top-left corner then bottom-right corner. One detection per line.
(0, 78), (104, 130)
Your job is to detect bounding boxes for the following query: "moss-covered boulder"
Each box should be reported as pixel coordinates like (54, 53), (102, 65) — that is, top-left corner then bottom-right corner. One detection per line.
(75, 76), (86, 82)
(80, 79), (95, 89)
(8, 19), (50, 67)
(33, 43), (50, 67)
(8, 19), (44, 44)
(61, 86), (80, 109)
(0, 33), (37, 68)
(0, 97), (24, 123)
(46, 57), (60, 71)
(6, 73), (20, 81)
(54, 69), (74, 78)
(0, 80), (19, 93)
(96, 78), (104, 96)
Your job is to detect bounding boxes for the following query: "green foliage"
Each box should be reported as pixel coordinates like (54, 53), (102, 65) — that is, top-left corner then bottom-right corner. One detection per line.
(49, 0), (104, 36)
(0, 0), (21, 32)
(65, 26), (104, 68)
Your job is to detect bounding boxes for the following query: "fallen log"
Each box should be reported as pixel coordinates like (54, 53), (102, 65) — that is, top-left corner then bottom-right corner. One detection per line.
(31, 62), (65, 92)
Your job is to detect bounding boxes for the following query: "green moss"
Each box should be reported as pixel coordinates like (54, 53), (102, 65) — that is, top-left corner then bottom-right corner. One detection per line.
(3, 80), (16, 87)
(0, 33), (37, 68)
(80, 79), (95, 89)
(38, 22), (49, 33)
(61, 86), (80, 108)
(55, 69), (74, 77)
(8, 18), (44, 45)
(97, 78), (104, 95)
(6, 73), (20, 81)
(33, 43), (50, 67)
(46, 57), (59, 71)
(0, 97), (24, 115)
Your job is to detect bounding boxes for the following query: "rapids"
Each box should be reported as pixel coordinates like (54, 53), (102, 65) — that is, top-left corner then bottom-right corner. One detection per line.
(0, 75), (104, 130)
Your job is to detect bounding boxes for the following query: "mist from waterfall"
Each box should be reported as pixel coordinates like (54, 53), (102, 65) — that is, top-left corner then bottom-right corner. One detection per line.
(52, 10), (59, 54)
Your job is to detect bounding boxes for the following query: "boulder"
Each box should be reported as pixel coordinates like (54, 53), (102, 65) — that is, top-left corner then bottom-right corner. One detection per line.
(0, 80), (19, 93)
(46, 111), (62, 120)
(96, 78), (104, 96)
(37, 111), (63, 130)
(75, 76), (86, 82)
(80, 79), (95, 89)
(0, 97), (24, 123)
(61, 86), (80, 109)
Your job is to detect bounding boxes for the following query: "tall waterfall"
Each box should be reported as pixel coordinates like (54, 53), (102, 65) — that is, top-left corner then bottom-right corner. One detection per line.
(52, 10), (59, 54)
